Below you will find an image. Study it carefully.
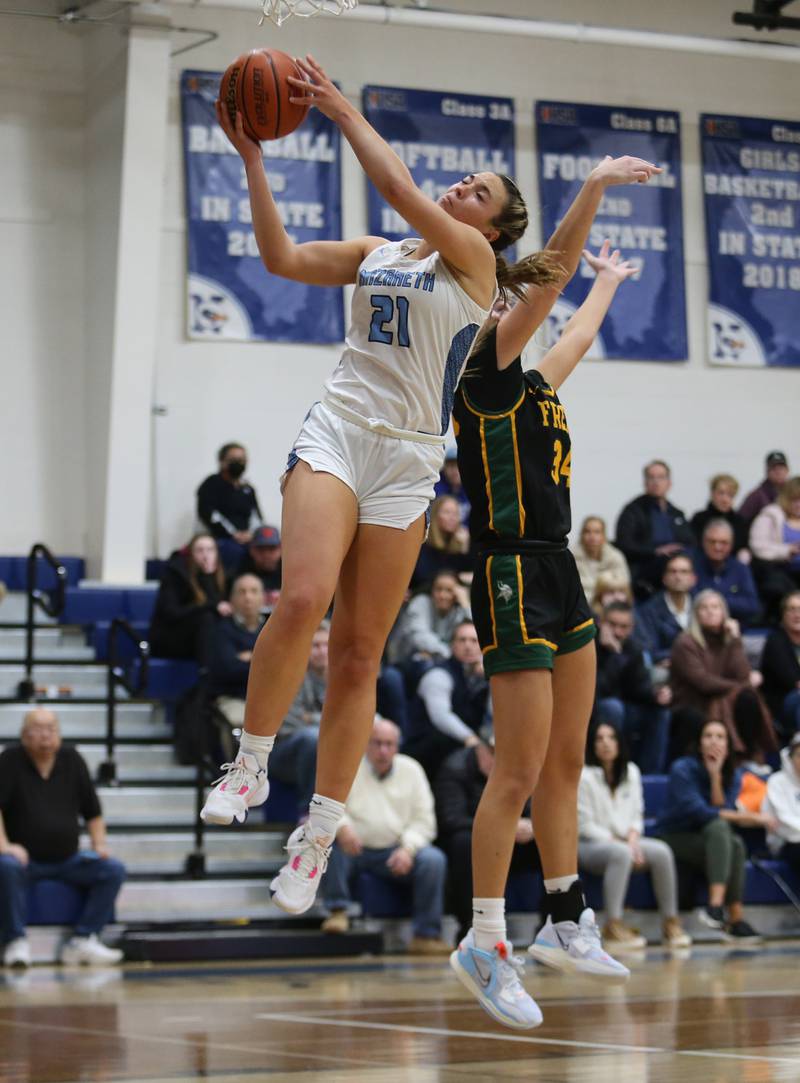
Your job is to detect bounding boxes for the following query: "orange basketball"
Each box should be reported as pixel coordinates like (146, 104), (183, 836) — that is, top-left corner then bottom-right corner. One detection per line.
(219, 49), (309, 143)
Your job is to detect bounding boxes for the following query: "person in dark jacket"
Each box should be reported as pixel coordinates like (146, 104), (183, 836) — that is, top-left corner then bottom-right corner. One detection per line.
(434, 734), (540, 944)
(595, 602), (672, 773)
(739, 451), (790, 527)
(615, 460), (694, 598)
(207, 574), (267, 725)
(636, 552), (696, 666)
(690, 474), (750, 556)
(656, 719), (772, 942)
(693, 519), (761, 627)
(196, 442), (263, 547)
(760, 591), (800, 738)
(148, 534), (230, 664)
(235, 525), (282, 606)
(404, 621), (490, 783)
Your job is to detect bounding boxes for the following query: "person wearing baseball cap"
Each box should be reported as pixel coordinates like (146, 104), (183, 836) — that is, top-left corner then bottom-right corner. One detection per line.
(236, 525), (282, 598)
(739, 451), (790, 526)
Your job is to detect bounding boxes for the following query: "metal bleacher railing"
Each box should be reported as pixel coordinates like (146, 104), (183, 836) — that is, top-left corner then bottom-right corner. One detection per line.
(97, 618), (150, 785)
(17, 543), (68, 700)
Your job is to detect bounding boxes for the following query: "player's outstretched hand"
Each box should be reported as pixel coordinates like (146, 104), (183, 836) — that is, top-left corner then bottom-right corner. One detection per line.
(582, 239), (639, 283)
(591, 154), (662, 186)
(288, 55), (350, 123)
(214, 100), (262, 166)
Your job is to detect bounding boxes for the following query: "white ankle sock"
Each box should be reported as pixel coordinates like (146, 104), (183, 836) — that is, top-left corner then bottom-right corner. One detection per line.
(544, 874), (578, 894)
(239, 731), (275, 767)
(307, 793), (345, 844)
(472, 897), (506, 952)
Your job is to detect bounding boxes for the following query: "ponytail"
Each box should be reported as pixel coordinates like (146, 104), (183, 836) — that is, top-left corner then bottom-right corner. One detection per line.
(495, 250), (565, 300)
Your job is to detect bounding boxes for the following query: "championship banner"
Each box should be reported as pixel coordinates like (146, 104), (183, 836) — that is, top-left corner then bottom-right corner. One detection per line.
(536, 102), (687, 362)
(363, 86), (516, 255)
(181, 70), (344, 343)
(701, 114), (800, 367)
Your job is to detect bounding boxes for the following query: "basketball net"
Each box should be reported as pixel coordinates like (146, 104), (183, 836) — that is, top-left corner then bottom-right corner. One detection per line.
(259, 0), (358, 26)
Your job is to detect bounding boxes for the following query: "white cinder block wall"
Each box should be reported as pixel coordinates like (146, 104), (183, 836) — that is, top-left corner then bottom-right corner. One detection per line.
(1, 1), (798, 575)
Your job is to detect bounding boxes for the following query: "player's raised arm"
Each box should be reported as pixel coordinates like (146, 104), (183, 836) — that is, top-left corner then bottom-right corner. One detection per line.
(494, 155), (661, 367)
(215, 100), (385, 286)
(288, 55), (496, 305)
(536, 241), (637, 391)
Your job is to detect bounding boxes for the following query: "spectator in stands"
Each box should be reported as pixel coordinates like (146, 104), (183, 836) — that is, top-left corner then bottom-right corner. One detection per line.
(578, 722), (690, 949)
(269, 621), (330, 816)
(636, 552), (696, 668)
(320, 717), (450, 954)
(763, 732), (800, 872)
(404, 621), (491, 782)
(388, 570), (471, 666)
(148, 534), (230, 665)
(196, 442), (263, 553)
(595, 602), (672, 774)
(0, 709), (126, 968)
(750, 477), (800, 621)
(235, 526), (282, 607)
(572, 515), (631, 601)
(411, 495), (472, 587)
(434, 729), (540, 944)
(691, 474), (750, 559)
(739, 451), (790, 527)
(589, 572), (634, 619)
(615, 460), (694, 597)
(670, 591), (776, 760)
(656, 718), (769, 943)
(207, 574), (267, 728)
(434, 447), (470, 525)
(760, 592), (800, 739)
(693, 520), (761, 627)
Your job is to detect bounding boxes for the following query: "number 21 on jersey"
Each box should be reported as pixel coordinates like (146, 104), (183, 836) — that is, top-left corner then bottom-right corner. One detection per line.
(551, 439), (572, 487)
(368, 294), (411, 348)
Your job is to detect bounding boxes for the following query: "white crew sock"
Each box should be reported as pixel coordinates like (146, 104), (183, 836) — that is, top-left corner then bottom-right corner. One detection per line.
(307, 793), (346, 845)
(239, 731), (275, 768)
(544, 874), (579, 894)
(472, 897), (506, 952)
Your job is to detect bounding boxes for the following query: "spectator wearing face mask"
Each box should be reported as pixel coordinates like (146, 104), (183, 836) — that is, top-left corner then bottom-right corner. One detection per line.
(197, 442), (263, 551)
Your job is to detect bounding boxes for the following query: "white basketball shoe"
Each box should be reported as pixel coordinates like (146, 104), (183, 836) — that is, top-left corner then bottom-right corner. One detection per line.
(200, 753), (269, 825)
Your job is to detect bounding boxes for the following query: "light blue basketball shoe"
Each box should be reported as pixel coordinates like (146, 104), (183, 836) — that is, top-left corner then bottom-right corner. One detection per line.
(528, 907), (630, 981)
(450, 929), (543, 1030)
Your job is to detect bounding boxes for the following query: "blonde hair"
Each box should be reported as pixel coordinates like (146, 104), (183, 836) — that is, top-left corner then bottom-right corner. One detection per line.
(710, 473), (739, 496)
(689, 589), (733, 648)
(428, 495), (468, 553)
(590, 573), (633, 616)
(778, 476), (800, 514)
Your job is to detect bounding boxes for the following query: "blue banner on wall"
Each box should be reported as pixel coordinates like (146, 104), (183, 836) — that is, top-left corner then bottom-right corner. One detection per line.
(536, 102), (687, 362)
(363, 86), (516, 256)
(181, 70), (343, 343)
(701, 114), (800, 368)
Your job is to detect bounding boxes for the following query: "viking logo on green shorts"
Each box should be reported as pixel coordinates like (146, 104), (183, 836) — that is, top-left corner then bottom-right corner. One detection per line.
(495, 581), (513, 605)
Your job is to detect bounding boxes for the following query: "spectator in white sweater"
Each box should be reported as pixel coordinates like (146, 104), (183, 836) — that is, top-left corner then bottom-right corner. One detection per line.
(763, 733), (800, 872)
(572, 515), (631, 602)
(578, 722), (691, 950)
(320, 717), (450, 954)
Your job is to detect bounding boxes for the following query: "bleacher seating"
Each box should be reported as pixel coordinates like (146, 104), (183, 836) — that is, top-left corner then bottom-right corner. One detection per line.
(62, 586), (156, 628)
(0, 555), (85, 592)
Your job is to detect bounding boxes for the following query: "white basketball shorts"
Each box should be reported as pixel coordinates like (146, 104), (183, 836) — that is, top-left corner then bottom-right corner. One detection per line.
(283, 399), (444, 531)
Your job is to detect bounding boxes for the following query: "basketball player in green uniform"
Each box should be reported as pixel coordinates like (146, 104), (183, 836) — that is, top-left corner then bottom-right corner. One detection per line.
(450, 241), (640, 1028)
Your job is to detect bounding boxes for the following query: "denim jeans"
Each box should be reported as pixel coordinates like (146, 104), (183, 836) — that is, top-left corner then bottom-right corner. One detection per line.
(269, 727), (320, 814)
(0, 851), (126, 944)
(322, 843), (447, 937)
(597, 697), (670, 774)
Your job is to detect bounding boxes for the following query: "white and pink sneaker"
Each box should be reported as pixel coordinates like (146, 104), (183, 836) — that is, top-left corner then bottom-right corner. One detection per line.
(270, 824), (331, 914)
(200, 753), (269, 825)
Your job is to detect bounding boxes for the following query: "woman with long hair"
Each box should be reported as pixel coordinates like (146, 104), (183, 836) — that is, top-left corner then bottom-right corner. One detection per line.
(572, 516), (630, 601)
(200, 56), (565, 918)
(670, 589), (776, 759)
(657, 718), (770, 942)
(412, 495), (473, 586)
(148, 533), (230, 663)
(579, 722), (690, 950)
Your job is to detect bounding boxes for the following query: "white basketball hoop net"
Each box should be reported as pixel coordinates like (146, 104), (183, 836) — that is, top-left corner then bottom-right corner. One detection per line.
(259, 0), (358, 26)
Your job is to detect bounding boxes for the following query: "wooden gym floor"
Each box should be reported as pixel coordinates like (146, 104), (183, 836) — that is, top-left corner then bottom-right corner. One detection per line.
(2, 944), (800, 1082)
